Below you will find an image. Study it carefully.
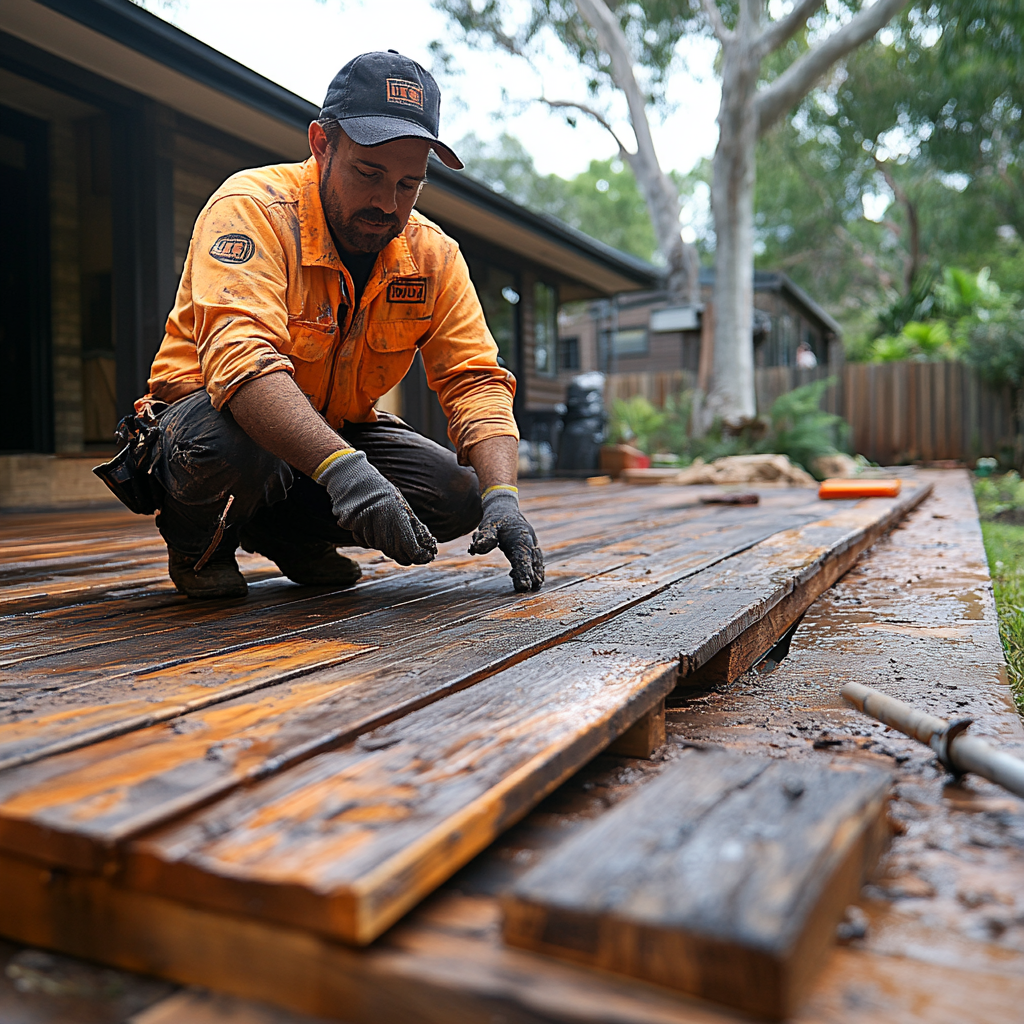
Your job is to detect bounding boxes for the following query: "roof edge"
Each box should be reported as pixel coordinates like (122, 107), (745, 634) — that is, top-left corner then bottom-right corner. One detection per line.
(35, 0), (319, 127)
(426, 158), (662, 289)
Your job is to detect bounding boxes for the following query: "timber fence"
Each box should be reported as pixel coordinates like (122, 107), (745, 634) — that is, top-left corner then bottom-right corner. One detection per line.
(605, 361), (1020, 467)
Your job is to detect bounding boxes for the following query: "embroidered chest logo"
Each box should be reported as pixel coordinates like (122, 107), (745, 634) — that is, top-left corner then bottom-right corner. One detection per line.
(387, 278), (427, 303)
(209, 233), (256, 264)
(385, 78), (424, 110)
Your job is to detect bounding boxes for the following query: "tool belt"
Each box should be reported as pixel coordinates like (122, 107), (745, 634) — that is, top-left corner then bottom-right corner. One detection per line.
(92, 405), (165, 515)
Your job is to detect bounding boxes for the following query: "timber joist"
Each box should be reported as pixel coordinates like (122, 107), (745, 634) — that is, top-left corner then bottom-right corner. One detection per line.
(0, 480), (930, 961)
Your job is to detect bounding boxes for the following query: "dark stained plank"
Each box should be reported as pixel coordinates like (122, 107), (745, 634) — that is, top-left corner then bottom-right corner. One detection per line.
(502, 750), (891, 1020)
(0, 483), (817, 617)
(0, 473), (1020, 1024)
(0, 485), (804, 659)
(123, 645), (677, 944)
(0, 509), (816, 869)
(0, 501), (825, 772)
(583, 483), (930, 681)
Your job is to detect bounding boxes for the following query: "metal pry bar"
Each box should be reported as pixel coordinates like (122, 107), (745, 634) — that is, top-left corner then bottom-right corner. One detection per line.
(841, 681), (1024, 799)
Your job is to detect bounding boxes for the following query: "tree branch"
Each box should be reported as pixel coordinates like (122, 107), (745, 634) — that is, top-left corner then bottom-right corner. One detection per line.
(539, 98), (633, 158)
(754, 0), (910, 135)
(756, 0), (823, 57)
(700, 0), (733, 44)
(874, 156), (920, 293)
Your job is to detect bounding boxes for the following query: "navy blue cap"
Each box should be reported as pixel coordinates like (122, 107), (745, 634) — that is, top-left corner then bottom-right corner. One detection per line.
(319, 51), (463, 170)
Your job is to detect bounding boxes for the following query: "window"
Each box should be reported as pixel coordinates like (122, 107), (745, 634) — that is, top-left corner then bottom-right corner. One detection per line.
(559, 336), (580, 371)
(534, 281), (558, 376)
(611, 328), (648, 357)
(470, 263), (519, 370)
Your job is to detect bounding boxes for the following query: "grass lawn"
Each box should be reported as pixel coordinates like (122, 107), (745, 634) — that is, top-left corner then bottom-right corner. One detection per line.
(979, 519), (1024, 716)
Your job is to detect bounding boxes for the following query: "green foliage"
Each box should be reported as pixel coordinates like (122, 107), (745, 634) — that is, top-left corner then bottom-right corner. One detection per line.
(960, 310), (1024, 388)
(756, 1), (1024, 342)
(868, 319), (955, 362)
(455, 133), (659, 261)
(978, 518), (1024, 714)
(763, 378), (849, 476)
(975, 471), (1024, 520)
(609, 380), (848, 477)
(607, 395), (666, 451)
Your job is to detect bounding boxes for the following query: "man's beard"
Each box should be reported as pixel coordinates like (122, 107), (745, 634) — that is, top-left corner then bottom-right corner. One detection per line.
(320, 179), (401, 254)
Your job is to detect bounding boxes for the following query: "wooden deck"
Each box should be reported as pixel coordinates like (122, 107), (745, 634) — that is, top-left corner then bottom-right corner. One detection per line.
(1, 471), (1022, 1023)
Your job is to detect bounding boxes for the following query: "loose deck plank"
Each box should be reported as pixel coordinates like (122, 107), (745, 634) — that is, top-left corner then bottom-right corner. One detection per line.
(502, 750), (891, 1020)
(123, 645), (676, 944)
(0, 507), (820, 869)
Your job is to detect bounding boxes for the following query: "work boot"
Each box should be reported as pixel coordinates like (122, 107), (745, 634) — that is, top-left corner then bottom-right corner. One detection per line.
(239, 527), (362, 588)
(167, 547), (248, 600)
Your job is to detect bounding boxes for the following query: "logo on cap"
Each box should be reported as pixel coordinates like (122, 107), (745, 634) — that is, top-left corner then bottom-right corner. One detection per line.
(386, 78), (425, 110)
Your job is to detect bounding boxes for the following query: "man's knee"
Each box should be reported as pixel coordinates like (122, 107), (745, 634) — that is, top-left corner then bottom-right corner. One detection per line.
(154, 390), (291, 513)
(430, 462), (481, 542)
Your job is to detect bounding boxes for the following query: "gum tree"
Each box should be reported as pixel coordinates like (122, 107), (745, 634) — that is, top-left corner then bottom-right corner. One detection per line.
(436, 0), (910, 425)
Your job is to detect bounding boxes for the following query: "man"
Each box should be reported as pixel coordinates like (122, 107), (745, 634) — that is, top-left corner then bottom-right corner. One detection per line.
(123, 50), (545, 600)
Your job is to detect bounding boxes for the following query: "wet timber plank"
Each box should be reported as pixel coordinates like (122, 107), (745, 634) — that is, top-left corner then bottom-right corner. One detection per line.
(594, 483), (932, 683)
(123, 645), (677, 944)
(669, 471), (1024, 1000)
(502, 750), (891, 1020)
(0, 484), (810, 616)
(0, 502), (824, 776)
(104, 492), (923, 947)
(0, 494), (798, 667)
(1, 474), (1020, 1022)
(0, 508), (823, 869)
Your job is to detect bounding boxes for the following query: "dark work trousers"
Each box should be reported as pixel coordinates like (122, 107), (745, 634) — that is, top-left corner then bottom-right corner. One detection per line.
(150, 389), (482, 560)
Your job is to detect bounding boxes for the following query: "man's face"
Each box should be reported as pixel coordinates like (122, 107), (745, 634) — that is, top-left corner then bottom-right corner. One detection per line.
(310, 124), (430, 254)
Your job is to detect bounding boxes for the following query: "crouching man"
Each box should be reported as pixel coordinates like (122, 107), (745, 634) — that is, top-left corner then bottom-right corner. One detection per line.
(122, 51), (544, 599)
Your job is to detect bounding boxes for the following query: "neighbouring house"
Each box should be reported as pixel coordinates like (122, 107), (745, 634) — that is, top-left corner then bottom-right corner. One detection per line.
(556, 268), (844, 412)
(0, 0), (658, 508)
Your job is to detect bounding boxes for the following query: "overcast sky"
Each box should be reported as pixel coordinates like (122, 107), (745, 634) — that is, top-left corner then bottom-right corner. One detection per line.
(138, 0), (722, 180)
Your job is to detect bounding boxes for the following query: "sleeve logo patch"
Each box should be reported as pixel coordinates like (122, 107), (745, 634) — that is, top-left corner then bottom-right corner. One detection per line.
(387, 278), (427, 303)
(385, 79), (425, 110)
(209, 233), (256, 264)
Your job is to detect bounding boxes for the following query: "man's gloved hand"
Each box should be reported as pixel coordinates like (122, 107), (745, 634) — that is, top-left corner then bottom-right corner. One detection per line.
(469, 485), (544, 592)
(315, 448), (437, 565)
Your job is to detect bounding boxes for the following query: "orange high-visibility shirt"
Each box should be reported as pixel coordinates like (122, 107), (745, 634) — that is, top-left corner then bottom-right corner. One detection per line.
(140, 157), (518, 460)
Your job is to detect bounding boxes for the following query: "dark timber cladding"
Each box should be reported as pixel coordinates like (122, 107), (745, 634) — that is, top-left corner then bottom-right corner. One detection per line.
(0, 0), (659, 458)
(0, 479), (930, 967)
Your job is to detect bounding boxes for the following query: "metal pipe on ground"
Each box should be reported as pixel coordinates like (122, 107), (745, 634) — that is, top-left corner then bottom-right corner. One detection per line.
(842, 681), (1024, 799)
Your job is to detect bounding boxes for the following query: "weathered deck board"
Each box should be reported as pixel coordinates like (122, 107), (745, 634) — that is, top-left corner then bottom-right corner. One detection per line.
(0, 503), (823, 772)
(0, 508), (825, 869)
(1, 476), (994, 1024)
(0, 497), (797, 671)
(124, 646), (676, 944)
(502, 750), (891, 1019)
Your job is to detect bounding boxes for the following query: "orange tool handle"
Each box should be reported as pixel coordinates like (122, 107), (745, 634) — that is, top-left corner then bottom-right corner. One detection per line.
(818, 478), (901, 499)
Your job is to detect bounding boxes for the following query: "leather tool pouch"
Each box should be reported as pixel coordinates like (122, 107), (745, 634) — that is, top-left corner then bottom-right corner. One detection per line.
(92, 410), (163, 515)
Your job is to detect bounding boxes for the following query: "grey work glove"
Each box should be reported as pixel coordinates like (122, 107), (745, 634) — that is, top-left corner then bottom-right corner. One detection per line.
(469, 485), (545, 592)
(316, 449), (437, 566)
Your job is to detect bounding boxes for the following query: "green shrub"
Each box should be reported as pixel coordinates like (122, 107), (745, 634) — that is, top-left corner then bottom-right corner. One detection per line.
(607, 395), (665, 452)
(607, 380), (849, 478)
(761, 378), (849, 477)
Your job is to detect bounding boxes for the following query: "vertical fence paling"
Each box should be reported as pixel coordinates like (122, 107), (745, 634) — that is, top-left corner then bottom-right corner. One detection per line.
(603, 362), (1019, 465)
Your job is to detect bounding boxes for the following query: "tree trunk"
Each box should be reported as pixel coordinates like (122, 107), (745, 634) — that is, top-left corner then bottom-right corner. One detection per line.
(704, 23), (761, 427)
